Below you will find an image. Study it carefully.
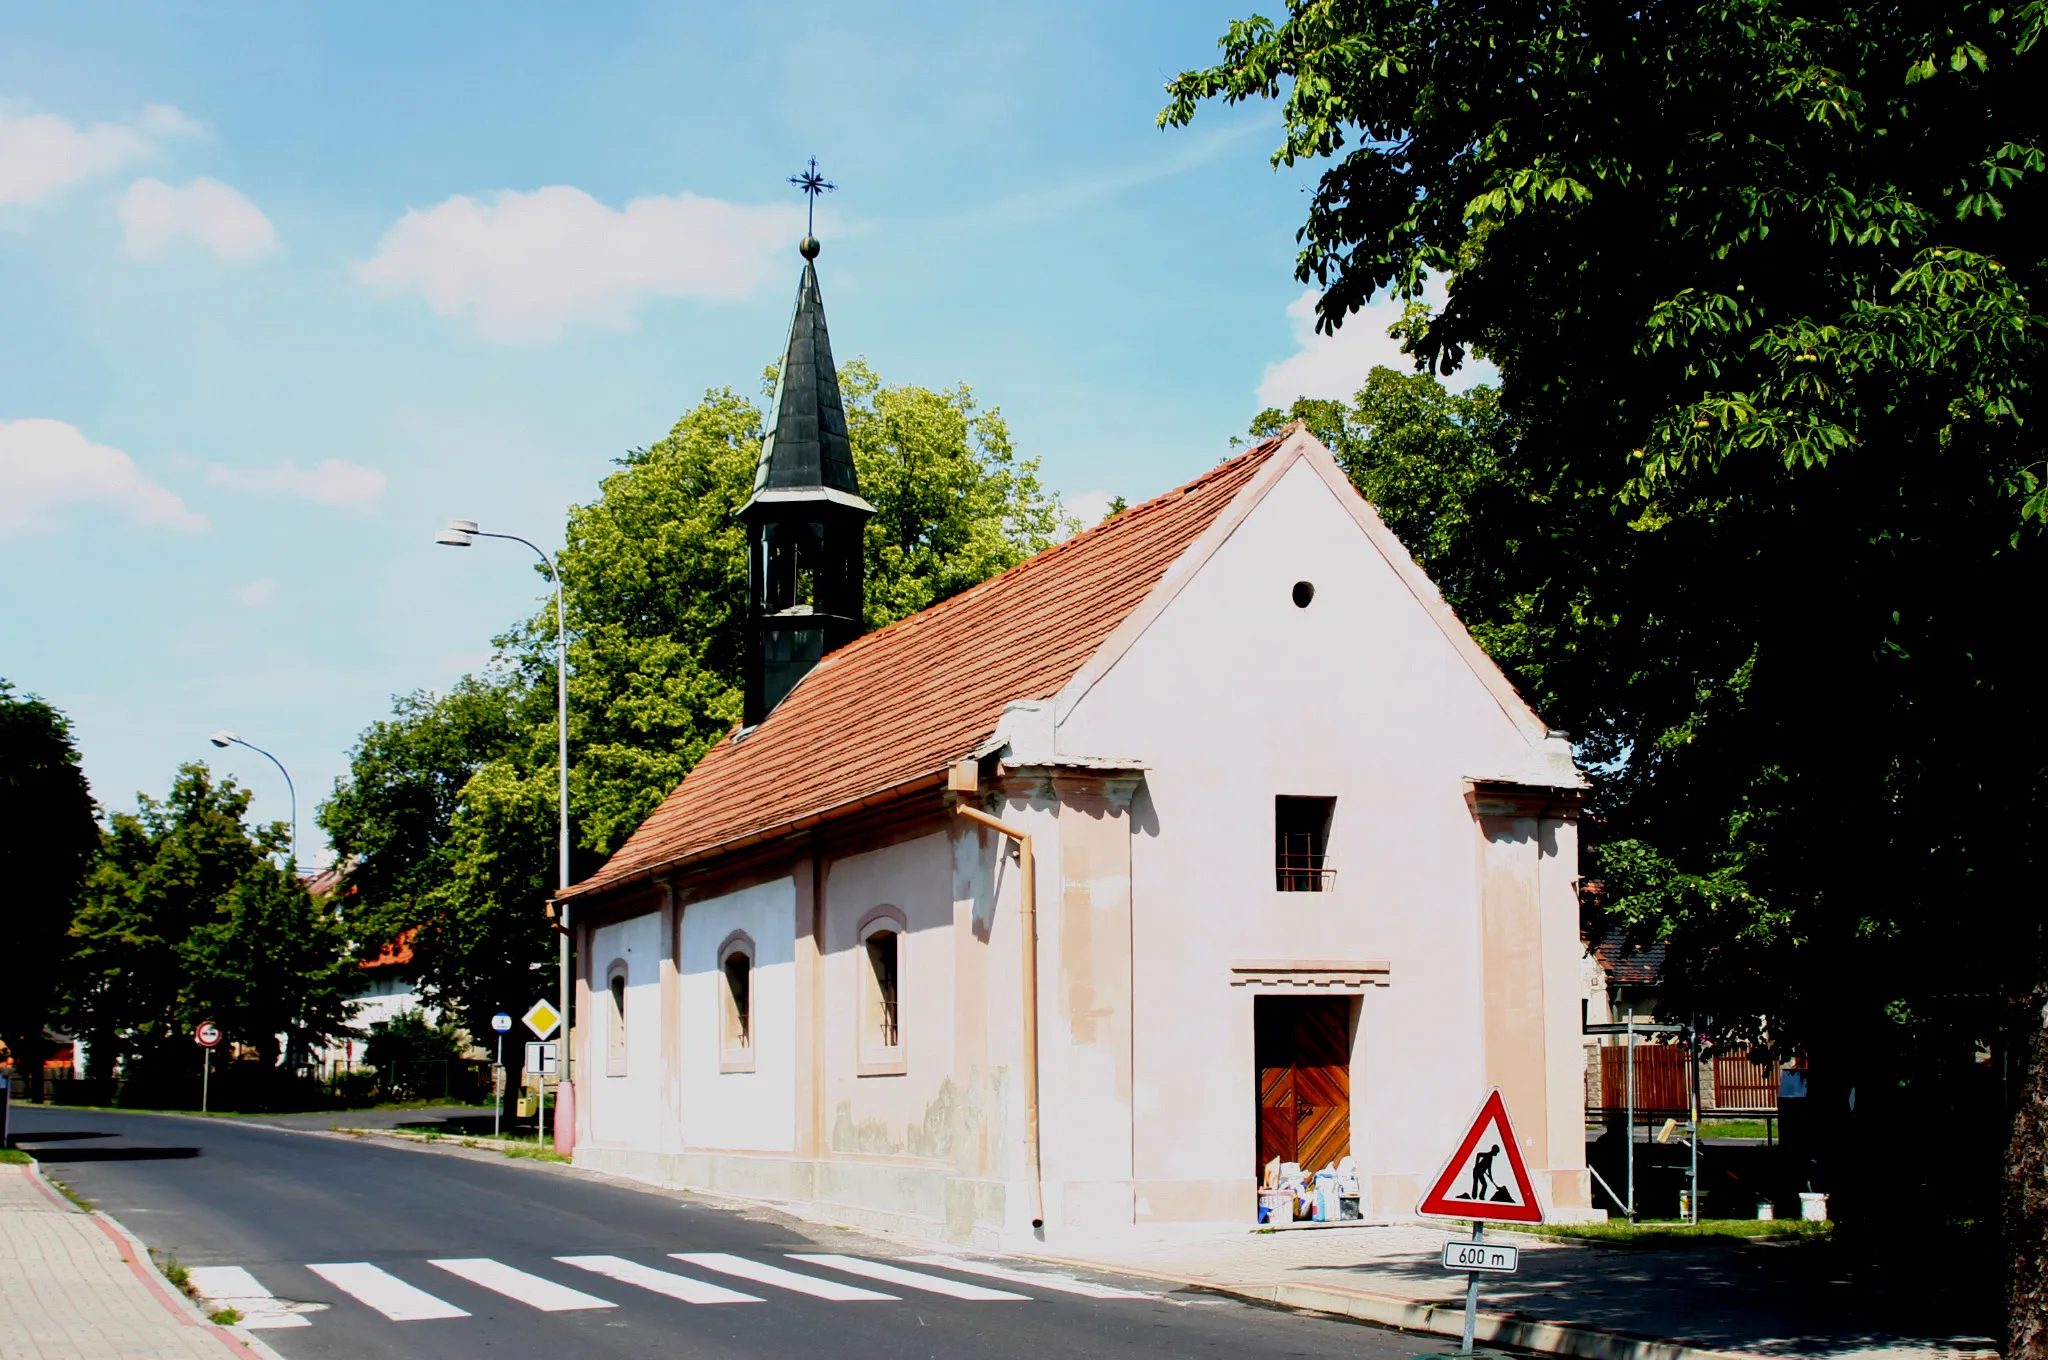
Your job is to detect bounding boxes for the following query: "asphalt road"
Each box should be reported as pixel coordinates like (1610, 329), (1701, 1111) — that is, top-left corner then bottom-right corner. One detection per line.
(8, 1105), (1417, 1360)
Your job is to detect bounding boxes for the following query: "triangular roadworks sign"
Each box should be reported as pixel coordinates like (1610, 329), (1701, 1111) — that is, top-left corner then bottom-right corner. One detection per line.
(1417, 1088), (1544, 1224)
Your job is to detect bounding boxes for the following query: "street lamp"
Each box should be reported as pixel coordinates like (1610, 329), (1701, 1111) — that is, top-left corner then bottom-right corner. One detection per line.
(208, 730), (297, 866)
(436, 518), (572, 1066)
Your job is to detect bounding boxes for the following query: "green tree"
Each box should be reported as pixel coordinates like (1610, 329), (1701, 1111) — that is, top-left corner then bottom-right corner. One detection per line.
(560, 362), (1063, 853)
(362, 1009), (467, 1102)
(1177, 4), (2045, 1337)
(319, 675), (540, 1038)
(0, 680), (99, 1100)
(320, 362), (1066, 1056)
(179, 866), (355, 1071)
(69, 765), (351, 1100)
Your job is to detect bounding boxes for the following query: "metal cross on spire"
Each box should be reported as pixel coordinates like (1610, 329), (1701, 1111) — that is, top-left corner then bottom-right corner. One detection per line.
(788, 156), (835, 239)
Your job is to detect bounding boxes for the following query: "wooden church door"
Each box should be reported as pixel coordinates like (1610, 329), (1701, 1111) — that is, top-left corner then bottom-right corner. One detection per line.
(1255, 995), (1352, 1175)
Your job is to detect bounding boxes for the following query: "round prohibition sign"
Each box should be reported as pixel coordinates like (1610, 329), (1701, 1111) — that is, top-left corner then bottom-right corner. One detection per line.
(194, 1022), (222, 1048)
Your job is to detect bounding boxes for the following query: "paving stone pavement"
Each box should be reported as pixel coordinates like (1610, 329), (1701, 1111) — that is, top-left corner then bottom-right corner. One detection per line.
(0, 1165), (242, 1360)
(1032, 1223), (2000, 1360)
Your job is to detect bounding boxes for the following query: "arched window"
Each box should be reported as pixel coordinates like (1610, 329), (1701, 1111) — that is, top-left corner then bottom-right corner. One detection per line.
(866, 931), (899, 1046)
(606, 961), (629, 1076)
(718, 932), (756, 1074)
(857, 909), (906, 1076)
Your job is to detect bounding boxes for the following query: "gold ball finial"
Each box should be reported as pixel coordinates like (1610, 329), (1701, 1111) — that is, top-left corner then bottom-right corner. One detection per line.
(800, 235), (820, 259)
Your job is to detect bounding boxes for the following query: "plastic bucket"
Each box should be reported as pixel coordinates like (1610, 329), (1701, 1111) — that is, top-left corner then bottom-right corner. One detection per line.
(1799, 1192), (1829, 1221)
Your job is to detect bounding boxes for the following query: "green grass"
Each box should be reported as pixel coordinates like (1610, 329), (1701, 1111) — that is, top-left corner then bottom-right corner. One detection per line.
(208, 1307), (244, 1325)
(501, 1143), (570, 1163)
(0, 1147), (29, 1164)
(1500, 1217), (1831, 1246)
(1698, 1118), (1773, 1138)
(155, 1250), (192, 1292)
(45, 1175), (92, 1210)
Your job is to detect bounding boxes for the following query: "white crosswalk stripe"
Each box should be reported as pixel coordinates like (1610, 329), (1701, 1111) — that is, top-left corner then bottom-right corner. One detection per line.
(279, 1249), (1159, 1324)
(670, 1252), (897, 1301)
(185, 1266), (315, 1329)
(557, 1255), (764, 1304)
(429, 1258), (615, 1311)
(903, 1255), (1154, 1299)
(306, 1263), (471, 1321)
(788, 1254), (1029, 1300)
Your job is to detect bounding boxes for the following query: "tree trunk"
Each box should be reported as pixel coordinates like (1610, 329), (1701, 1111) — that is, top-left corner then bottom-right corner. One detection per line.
(2007, 984), (2048, 1358)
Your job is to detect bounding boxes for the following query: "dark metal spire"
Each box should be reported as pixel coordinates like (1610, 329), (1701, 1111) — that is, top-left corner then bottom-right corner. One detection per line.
(745, 162), (866, 508)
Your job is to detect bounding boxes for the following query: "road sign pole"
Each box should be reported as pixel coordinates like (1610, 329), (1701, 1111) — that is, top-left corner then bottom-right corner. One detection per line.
(538, 1072), (548, 1147)
(1624, 1013), (1636, 1219)
(1688, 1018), (1700, 1225)
(1460, 1221), (1484, 1355)
(494, 1034), (503, 1139)
(201, 1046), (210, 1115)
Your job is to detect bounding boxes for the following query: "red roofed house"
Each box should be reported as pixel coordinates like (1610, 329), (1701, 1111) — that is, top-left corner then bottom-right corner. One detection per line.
(559, 240), (1595, 1244)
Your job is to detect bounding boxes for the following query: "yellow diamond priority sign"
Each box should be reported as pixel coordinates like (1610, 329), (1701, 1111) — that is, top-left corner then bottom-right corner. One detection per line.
(522, 998), (562, 1040)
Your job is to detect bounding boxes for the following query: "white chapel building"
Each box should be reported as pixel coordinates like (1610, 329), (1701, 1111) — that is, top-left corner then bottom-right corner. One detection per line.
(559, 240), (1594, 1243)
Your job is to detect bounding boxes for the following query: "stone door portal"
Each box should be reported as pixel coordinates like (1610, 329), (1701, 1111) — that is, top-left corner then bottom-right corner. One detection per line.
(1255, 994), (1352, 1176)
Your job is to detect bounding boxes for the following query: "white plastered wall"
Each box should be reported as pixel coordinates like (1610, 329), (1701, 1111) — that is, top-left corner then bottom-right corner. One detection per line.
(818, 832), (961, 1166)
(586, 910), (663, 1149)
(1054, 448), (1584, 1222)
(680, 876), (797, 1152)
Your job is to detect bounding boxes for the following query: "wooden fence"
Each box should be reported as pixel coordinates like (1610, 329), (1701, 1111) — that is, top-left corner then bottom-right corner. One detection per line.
(1587, 1047), (1781, 1114)
(1709, 1056), (1780, 1111)
(1596, 1044), (1692, 1113)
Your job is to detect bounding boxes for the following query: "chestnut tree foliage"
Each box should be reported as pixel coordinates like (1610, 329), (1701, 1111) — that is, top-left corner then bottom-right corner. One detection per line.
(1174, 0), (2045, 1342)
(320, 364), (1063, 1042)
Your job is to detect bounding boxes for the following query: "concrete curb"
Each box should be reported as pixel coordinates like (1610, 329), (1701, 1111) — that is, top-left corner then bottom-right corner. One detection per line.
(335, 1126), (539, 1154)
(1019, 1251), (1777, 1360)
(23, 1161), (288, 1360)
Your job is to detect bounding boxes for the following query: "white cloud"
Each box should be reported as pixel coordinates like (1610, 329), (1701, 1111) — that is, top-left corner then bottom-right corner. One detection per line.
(0, 102), (200, 208)
(1258, 284), (1499, 410)
(357, 185), (804, 343)
(1061, 490), (1118, 536)
(206, 458), (386, 509)
(120, 176), (277, 260)
(0, 418), (206, 534)
(237, 578), (278, 607)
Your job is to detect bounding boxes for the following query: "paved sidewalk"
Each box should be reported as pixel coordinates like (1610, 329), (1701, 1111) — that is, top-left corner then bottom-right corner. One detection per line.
(1030, 1224), (1999, 1360)
(0, 1164), (248, 1360)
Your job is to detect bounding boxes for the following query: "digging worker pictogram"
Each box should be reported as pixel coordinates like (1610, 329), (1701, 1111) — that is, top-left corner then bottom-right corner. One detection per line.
(1466, 1144), (1501, 1202)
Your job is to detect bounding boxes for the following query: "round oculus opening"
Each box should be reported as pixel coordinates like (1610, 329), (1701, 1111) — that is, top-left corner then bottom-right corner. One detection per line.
(1292, 580), (1316, 608)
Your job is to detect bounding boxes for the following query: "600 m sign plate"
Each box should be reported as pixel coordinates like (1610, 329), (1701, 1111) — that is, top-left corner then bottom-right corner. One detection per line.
(1441, 1240), (1519, 1274)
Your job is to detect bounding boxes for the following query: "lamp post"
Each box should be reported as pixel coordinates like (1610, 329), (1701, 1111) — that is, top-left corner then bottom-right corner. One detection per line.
(436, 520), (572, 1076)
(208, 731), (296, 866)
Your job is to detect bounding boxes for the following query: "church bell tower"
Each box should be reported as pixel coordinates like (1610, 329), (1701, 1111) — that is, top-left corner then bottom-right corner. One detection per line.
(740, 226), (873, 726)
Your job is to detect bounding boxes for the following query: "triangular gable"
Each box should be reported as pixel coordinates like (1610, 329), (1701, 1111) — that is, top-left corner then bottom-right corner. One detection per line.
(1055, 427), (1556, 752)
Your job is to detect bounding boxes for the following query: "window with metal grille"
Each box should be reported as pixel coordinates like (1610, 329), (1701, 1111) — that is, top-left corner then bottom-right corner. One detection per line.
(723, 951), (752, 1050)
(865, 929), (900, 1049)
(1275, 796), (1336, 892)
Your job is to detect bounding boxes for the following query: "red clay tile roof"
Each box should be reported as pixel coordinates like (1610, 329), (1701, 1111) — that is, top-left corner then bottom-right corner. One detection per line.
(569, 434), (1288, 899)
(361, 928), (416, 970)
(1589, 932), (1666, 986)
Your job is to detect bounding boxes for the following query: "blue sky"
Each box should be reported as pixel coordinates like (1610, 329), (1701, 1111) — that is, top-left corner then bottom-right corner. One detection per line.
(0, 2), (1477, 862)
